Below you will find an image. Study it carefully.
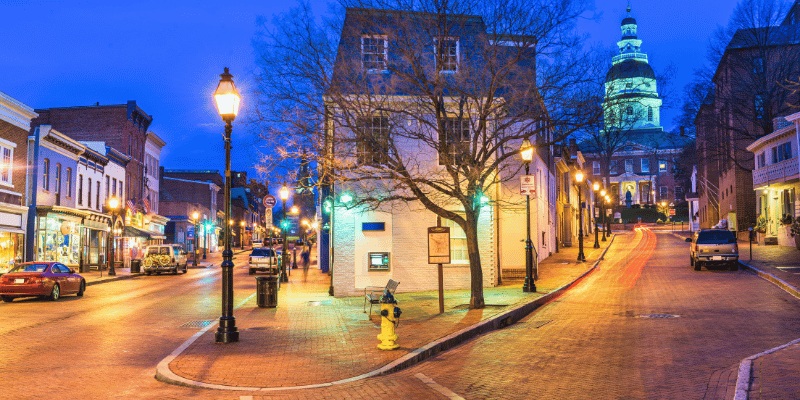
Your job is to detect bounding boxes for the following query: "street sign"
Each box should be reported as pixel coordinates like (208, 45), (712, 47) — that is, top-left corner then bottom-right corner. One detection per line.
(520, 175), (536, 197)
(263, 195), (276, 208)
(669, 208), (676, 216)
(187, 225), (195, 240)
(614, 212), (621, 219)
(427, 226), (451, 264)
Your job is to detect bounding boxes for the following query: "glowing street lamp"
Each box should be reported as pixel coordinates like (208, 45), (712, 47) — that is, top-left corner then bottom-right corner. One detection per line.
(592, 183), (600, 249)
(279, 185), (290, 283)
(575, 170), (586, 262)
(213, 67), (241, 344)
(106, 196), (121, 276)
(240, 221), (246, 249)
(520, 138), (536, 293)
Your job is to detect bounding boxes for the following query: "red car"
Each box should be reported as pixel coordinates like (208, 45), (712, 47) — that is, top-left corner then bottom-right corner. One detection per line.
(0, 262), (85, 302)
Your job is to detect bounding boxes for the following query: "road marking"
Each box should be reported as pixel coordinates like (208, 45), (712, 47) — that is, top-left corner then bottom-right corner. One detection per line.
(777, 267), (800, 271)
(240, 397), (253, 400)
(415, 373), (464, 400)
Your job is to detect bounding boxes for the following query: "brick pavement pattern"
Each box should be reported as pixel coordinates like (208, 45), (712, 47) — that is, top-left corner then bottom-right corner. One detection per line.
(391, 229), (800, 400)
(164, 236), (612, 389)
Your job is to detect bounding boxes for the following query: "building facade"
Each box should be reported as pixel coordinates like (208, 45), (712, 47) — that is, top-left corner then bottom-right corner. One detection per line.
(160, 170), (223, 253)
(0, 92), (34, 272)
(747, 112), (800, 247)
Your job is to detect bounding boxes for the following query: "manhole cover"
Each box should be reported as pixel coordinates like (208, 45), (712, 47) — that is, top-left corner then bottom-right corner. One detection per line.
(179, 320), (215, 328)
(638, 314), (680, 319)
(248, 327), (269, 331)
(308, 301), (332, 306)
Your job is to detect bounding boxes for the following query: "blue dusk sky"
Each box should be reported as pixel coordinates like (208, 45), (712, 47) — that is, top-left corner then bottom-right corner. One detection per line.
(2, 0), (739, 184)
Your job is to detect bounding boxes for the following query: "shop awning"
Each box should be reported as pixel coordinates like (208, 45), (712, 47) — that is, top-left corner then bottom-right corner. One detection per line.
(0, 227), (25, 234)
(123, 226), (153, 239)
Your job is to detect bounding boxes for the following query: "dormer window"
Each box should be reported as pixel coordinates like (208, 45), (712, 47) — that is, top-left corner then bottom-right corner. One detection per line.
(434, 37), (459, 73)
(626, 83), (632, 88)
(362, 35), (388, 72)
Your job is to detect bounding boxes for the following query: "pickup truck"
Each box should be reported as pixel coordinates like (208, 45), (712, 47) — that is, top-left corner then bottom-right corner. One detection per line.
(248, 248), (281, 275)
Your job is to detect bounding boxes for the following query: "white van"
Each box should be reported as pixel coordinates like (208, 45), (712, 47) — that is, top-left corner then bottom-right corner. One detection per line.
(142, 244), (188, 275)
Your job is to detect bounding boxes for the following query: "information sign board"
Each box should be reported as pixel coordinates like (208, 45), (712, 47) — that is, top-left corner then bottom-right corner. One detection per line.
(427, 226), (451, 264)
(520, 175), (536, 197)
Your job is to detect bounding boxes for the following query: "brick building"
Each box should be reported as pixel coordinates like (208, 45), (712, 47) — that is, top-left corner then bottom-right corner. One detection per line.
(0, 91), (35, 269)
(695, 4), (800, 235)
(30, 101), (152, 206)
(160, 169), (223, 253)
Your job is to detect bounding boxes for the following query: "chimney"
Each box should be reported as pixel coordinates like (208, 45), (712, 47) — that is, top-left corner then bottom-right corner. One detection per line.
(569, 138), (577, 156)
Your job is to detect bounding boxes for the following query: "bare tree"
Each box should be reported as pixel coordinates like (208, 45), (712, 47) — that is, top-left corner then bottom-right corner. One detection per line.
(249, 0), (602, 308)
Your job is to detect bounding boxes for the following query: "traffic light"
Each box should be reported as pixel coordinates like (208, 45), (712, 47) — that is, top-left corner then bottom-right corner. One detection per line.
(281, 220), (289, 230)
(323, 197), (332, 214)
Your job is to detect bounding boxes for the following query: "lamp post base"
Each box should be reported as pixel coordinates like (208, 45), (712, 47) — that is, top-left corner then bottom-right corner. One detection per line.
(522, 278), (536, 293)
(280, 270), (288, 283)
(214, 317), (239, 343)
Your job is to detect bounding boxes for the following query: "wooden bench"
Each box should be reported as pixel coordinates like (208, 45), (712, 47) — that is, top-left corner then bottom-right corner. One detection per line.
(364, 279), (400, 314)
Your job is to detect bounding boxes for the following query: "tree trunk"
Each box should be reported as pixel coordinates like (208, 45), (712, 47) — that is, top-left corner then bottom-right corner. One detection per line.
(464, 210), (485, 309)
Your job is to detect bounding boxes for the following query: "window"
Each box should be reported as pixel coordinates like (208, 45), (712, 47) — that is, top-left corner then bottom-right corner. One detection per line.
(624, 159), (633, 173)
(78, 175), (83, 205)
(755, 94), (765, 119)
(96, 181), (101, 210)
(610, 160), (618, 174)
(105, 176), (110, 198)
(647, 106), (653, 121)
(774, 142), (793, 162)
(438, 118), (470, 165)
(753, 57), (764, 74)
(441, 216), (468, 264)
(119, 181), (123, 198)
(640, 158), (649, 173)
(675, 186), (684, 202)
(112, 178), (117, 197)
(65, 168), (72, 198)
(55, 164), (61, 195)
(361, 36), (388, 72)
(772, 146), (779, 164)
(659, 186), (668, 199)
(87, 178), (92, 208)
(658, 161), (667, 172)
(758, 152), (766, 168)
(434, 38), (459, 72)
(42, 159), (50, 191)
(626, 106), (633, 116)
(355, 116), (390, 164)
(592, 161), (600, 175)
(0, 144), (12, 185)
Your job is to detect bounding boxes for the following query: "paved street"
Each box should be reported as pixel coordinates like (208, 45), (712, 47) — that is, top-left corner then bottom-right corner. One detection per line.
(3, 231), (800, 399)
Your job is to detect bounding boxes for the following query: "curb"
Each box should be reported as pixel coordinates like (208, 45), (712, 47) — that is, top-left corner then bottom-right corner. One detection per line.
(737, 261), (800, 300)
(86, 273), (144, 287)
(154, 235), (617, 392)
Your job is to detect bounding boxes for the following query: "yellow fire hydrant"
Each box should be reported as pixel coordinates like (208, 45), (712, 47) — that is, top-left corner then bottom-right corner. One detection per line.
(377, 292), (401, 350)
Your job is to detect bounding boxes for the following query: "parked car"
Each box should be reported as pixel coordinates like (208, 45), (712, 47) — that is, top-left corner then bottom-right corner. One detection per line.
(294, 239), (305, 246)
(686, 229), (739, 271)
(142, 244), (188, 275)
(252, 240), (263, 248)
(248, 248), (281, 275)
(0, 262), (85, 302)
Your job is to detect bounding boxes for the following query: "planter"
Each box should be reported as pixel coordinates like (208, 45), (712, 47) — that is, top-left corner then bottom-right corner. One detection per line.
(756, 232), (766, 246)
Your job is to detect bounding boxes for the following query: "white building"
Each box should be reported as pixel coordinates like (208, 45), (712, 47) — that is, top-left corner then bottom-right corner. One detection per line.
(747, 113), (800, 247)
(144, 131), (165, 215)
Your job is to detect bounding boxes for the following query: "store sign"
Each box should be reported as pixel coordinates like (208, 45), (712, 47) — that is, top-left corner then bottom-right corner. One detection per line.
(0, 212), (21, 227)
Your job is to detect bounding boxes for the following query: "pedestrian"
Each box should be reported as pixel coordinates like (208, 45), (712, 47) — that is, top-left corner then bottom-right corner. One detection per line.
(302, 248), (310, 270)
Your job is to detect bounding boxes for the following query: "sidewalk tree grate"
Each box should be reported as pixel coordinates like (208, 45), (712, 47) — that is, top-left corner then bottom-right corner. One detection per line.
(179, 320), (215, 328)
(307, 301), (331, 306)
(638, 314), (680, 319)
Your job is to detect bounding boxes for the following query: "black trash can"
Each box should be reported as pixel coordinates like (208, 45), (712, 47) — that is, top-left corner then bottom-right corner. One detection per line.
(255, 276), (279, 308)
(130, 259), (141, 273)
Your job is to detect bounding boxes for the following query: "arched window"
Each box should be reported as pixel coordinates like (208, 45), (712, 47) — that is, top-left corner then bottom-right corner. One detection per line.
(626, 106), (633, 116)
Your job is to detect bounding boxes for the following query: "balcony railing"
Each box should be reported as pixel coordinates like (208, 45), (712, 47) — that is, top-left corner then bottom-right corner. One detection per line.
(753, 156), (799, 187)
(612, 53), (648, 63)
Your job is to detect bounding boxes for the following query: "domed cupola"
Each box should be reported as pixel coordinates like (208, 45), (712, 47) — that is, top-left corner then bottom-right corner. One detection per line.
(602, 4), (663, 131)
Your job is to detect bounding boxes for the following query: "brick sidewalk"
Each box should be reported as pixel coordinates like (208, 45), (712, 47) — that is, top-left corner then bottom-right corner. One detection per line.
(158, 234), (616, 389)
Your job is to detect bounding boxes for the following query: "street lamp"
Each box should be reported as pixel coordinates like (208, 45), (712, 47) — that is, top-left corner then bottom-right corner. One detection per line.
(203, 221), (209, 259)
(592, 183), (600, 249)
(240, 221), (246, 250)
(290, 205), (299, 214)
(279, 184), (290, 283)
(106, 196), (121, 276)
(213, 67), (240, 344)
(520, 139), (536, 293)
(192, 211), (200, 267)
(575, 170), (586, 262)
(600, 189), (607, 241)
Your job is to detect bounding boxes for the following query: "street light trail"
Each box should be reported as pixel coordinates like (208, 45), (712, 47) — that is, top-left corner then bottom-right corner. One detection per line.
(617, 227), (657, 290)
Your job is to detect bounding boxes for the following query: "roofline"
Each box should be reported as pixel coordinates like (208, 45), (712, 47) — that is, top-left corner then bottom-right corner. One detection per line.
(0, 91), (38, 131)
(346, 7), (485, 24)
(146, 131), (167, 147)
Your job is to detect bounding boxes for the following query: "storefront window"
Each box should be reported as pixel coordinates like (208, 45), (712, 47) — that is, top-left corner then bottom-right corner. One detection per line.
(37, 216), (81, 265)
(0, 232), (24, 274)
(88, 229), (107, 265)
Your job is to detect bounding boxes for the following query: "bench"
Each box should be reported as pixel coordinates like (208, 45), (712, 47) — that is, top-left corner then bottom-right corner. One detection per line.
(364, 279), (400, 314)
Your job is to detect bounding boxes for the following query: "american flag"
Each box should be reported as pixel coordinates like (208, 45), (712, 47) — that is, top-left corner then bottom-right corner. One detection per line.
(126, 198), (136, 211)
(142, 197), (151, 214)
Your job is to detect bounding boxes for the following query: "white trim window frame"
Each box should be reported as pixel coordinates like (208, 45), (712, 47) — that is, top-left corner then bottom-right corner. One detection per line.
(640, 158), (649, 173)
(592, 161), (600, 175)
(658, 160), (667, 173)
(434, 37), (459, 73)
(361, 35), (388, 73)
(439, 117), (470, 165)
(0, 142), (13, 187)
(355, 115), (390, 165)
(441, 215), (469, 264)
